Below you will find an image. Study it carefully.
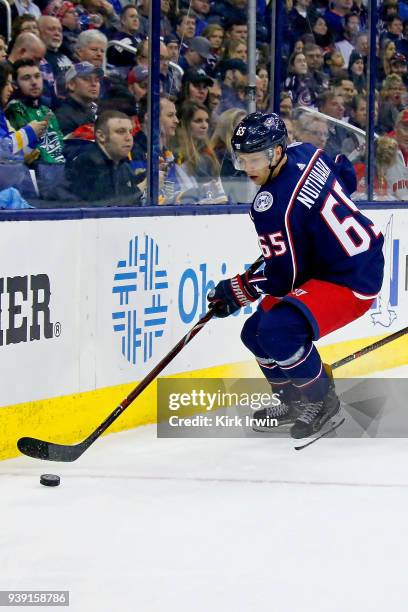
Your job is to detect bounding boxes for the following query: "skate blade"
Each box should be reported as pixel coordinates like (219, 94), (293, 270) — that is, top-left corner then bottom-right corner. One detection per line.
(294, 414), (345, 451)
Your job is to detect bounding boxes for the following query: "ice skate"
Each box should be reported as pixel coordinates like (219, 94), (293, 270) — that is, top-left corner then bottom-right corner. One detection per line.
(290, 386), (341, 440)
(251, 385), (302, 432)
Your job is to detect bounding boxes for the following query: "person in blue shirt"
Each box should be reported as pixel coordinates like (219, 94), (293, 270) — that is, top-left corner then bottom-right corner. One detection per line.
(208, 112), (384, 440)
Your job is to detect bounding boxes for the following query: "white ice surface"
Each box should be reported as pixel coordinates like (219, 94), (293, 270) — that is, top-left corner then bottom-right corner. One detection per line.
(1, 366), (408, 612)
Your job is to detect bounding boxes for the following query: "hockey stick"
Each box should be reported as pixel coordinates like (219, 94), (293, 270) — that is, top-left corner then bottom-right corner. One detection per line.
(330, 325), (408, 371)
(17, 256), (264, 462)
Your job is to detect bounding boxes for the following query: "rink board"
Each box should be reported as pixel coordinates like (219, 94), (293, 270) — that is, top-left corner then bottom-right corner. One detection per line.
(0, 209), (407, 459)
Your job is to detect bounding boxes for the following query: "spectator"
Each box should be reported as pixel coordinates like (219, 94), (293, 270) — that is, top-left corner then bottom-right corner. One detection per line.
(74, 30), (107, 70)
(164, 34), (180, 63)
(127, 65), (148, 110)
(378, 40), (397, 83)
(207, 80), (222, 115)
(67, 110), (143, 205)
(287, 0), (319, 43)
(318, 90), (348, 156)
(209, 107), (249, 202)
(342, 94), (378, 162)
(136, 0), (149, 37)
(257, 64), (269, 94)
(284, 50), (318, 107)
(324, 49), (347, 79)
(216, 58), (247, 114)
(159, 96), (180, 204)
(175, 10), (197, 51)
(332, 76), (357, 114)
(175, 100), (225, 203)
(135, 39), (149, 69)
(38, 16), (72, 83)
(58, 3), (80, 61)
(178, 36), (212, 72)
(8, 33), (46, 65)
(55, 61), (102, 135)
(0, 63), (47, 195)
(295, 111), (329, 150)
(354, 31), (369, 61)
(224, 17), (248, 42)
(335, 13), (361, 66)
(280, 92), (293, 118)
(381, 15), (404, 45)
(348, 50), (366, 93)
(223, 38), (247, 62)
(303, 43), (330, 96)
(382, 109), (408, 200)
(378, 73), (406, 133)
(107, 6), (144, 69)
(389, 53), (408, 86)
(0, 36), (7, 63)
(11, 15), (40, 42)
(202, 24), (225, 58)
(190, 0), (211, 36)
(14, 0), (41, 19)
(375, 134), (399, 199)
(178, 68), (213, 108)
(80, 0), (120, 31)
(160, 0), (173, 38)
(6, 59), (65, 165)
(324, 0), (353, 42)
(284, 117), (295, 143)
(311, 16), (333, 51)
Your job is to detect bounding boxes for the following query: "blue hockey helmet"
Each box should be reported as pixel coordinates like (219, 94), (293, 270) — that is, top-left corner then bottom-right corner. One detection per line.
(231, 112), (288, 170)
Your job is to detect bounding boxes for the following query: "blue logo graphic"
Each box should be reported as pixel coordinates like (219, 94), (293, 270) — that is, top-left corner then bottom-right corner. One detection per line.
(112, 235), (168, 364)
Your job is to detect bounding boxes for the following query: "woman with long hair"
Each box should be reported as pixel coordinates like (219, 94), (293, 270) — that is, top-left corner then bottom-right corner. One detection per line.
(210, 107), (250, 202)
(348, 51), (366, 94)
(202, 23), (224, 58)
(175, 100), (226, 203)
(223, 38), (247, 62)
(378, 39), (397, 83)
(284, 50), (318, 107)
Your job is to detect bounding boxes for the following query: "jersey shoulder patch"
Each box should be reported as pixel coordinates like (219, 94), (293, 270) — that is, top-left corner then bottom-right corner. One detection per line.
(253, 191), (274, 212)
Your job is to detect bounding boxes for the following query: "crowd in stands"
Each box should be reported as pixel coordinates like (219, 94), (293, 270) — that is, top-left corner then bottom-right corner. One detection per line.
(0, 0), (408, 208)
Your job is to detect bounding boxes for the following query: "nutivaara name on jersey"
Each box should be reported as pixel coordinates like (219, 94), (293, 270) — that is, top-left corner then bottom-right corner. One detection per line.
(297, 158), (331, 209)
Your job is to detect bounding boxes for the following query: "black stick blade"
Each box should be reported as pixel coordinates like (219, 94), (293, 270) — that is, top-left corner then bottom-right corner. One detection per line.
(17, 437), (85, 462)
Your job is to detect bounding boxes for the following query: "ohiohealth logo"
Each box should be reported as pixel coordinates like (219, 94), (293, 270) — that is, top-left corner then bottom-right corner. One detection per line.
(112, 235), (168, 364)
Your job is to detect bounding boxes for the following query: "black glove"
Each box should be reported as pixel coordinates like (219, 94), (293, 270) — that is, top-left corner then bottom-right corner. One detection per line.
(207, 272), (259, 318)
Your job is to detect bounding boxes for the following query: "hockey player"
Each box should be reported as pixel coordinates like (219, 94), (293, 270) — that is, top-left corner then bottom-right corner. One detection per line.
(207, 112), (384, 439)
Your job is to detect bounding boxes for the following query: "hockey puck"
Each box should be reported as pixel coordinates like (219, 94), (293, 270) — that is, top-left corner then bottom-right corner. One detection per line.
(40, 474), (60, 487)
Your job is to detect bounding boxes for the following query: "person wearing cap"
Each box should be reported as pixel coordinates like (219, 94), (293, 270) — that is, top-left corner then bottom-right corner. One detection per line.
(127, 65), (148, 108)
(107, 6), (144, 69)
(55, 61), (102, 135)
(164, 34), (180, 63)
(348, 50), (366, 93)
(178, 36), (212, 72)
(177, 68), (213, 110)
(390, 53), (408, 86)
(67, 109), (143, 205)
(58, 3), (80, 61)
(382, 109), (408, 200)
(215, 58), (248, 115)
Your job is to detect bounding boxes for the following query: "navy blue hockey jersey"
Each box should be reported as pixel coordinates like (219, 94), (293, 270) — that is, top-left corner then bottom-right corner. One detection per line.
(250, 143), (384, 298)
